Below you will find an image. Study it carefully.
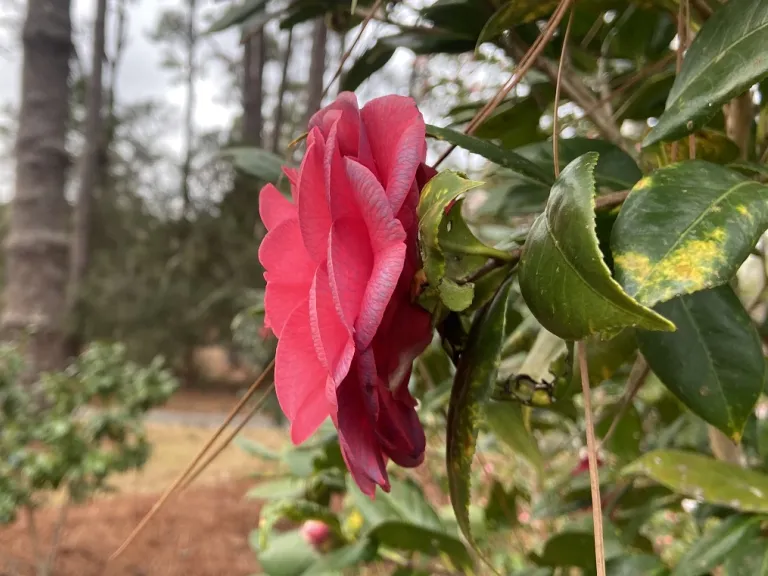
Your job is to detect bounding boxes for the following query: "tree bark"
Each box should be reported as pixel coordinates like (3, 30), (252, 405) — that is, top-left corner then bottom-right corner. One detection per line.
(180, 0), (197, 212)
(272, 29), (293, 154)
(304, 18), (328, 126)
(2, 0), (72, 380)
(68, 0), (107, 326)
(242, 29), (265, 146)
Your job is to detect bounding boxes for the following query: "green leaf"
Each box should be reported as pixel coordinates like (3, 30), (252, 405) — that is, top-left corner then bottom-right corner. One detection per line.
(484, 401), (542, 473)
(446, 277), (516, 559)
(222, 147), (287, 183)
(417, 173), (511, 312)
(237, 438), (281, 460)
(723, 537), (768, 576)
(206, 0), (268, 33)
(255, 530), (320, 576)
(644, 0), (768, 145)
(637, 286), (765, 441)
(340, 43), (396, 92)
(367, 521), (473, 571)
(484, 480), (519, 530)
(425, 125), (553, 184)
(640, 130), (741, 171)
(671, 515), (762, 576)
(531, 530), (623, 569)
(377, 478), (444, 531)
(302, 538), (378, 575)
(518, 152), (674, 340)
(623, 450), (768, 512)
(247, 478), (308, 500)
(611, 161), (768, 308)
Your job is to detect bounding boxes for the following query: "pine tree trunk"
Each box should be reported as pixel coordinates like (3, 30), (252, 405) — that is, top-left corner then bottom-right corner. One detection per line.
(242, 29), (265, 146)
(2, 0), (73, 380)
(68, 0), (107, 350)
(180, 0), (197, 212)
(272, 29), (293, 154)
(304, 18), (327, 126)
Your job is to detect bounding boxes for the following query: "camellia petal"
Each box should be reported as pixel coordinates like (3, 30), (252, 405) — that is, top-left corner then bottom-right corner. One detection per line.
(361, 96), (426, 214)
(328, 217), (374, 331)
(275, 300), (331, 442)
(298, 129), (332, 262)
(259, 183), (295, 231)
(310, 92), (361, 157)
(325, 122), (359, 221)
(310, 266), (355, 384)
(375, 382), (426, 468)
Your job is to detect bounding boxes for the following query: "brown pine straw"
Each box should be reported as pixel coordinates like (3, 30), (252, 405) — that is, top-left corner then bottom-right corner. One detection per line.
(108, 359), (275, 562)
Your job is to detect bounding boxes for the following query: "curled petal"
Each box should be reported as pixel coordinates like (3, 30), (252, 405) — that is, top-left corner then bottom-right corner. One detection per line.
(310, 266), (355, 384)
(325, 122), (359, 220)
(309, 92), (360, 156)
(328, 218), (373, 331)
(298, 129), (332, 262)
(275, 301), (332, 443)
(259, 184), (295, 231)
(283, 167), (300, 202)
(355, 242), (406, 350)
(361, 96), (426, 215)
(375, 382), (426, 468)
(336, 360), (389, 496)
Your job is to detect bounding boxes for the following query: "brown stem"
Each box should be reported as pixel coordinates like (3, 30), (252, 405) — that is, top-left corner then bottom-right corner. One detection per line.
(42, 498), (70, 576)
(433, 0), (573, 168)
(578, 341), (607, 576)
(552, 9), (575, 179)
(726, 93), (754, 160)
(600, 355), (649, 449)
(25, 506), (43, 575)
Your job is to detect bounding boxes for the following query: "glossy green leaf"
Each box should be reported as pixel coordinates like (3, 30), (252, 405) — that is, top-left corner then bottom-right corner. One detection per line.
(340, 43), (396, 92)
(623, 450), (768, 512)
(723, 537), (768, 576)
(367, 521), (473, 571)
(425, 125), (553, 184)
(302, 538), (378, 575)
(254, 529), (320, 576)
(637, 286), (765, 441)
(485, 400), (542, 473)
(446, 278), (516, 558)
(378, 478), (444, 532)
(644, 0), (768, 145)
(484, 480), (519, 530)
(671, 515), (762, 576)
(417, 173), (510, 312)
(612, 161), (768, 307)
(222, 147), (287, 183)
(206, 0), (268, 33)
(518, 152), (674, 340)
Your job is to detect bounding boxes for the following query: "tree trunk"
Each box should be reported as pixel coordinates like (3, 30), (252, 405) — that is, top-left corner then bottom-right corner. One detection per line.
(304, 18), (327, 126)
(2, 0), (73, 380)
(242, 29), (265, 146)
(180, 0), (197, 212)
(272, 29), (293, 154)
(68, 0), (107, 340)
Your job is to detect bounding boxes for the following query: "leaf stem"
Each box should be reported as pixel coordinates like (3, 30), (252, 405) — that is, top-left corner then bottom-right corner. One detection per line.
(600, 355), (649, 449)
(578, 341), (607, 576)
(552, 8), (575, 179)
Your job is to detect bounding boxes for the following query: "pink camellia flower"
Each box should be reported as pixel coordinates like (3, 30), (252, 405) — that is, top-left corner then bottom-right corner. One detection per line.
(258, 92), (434, 496)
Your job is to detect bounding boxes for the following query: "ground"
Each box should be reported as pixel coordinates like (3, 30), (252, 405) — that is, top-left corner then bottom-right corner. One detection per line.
(0, 389), (289, 576)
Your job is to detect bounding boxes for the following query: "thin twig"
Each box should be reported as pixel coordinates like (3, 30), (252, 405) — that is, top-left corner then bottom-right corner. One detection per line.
(600, 355), (650, 449)
(433, 0), (573, 168)
(552, 9), (575, 179)
(686, 0), (696, 160)
(594, 190), (629, 210)
(180, 383), (276, 491)
(108, 359), (275, 562)
(578, 341), (606, 576)
(458, 252), (521, 285)
(671, 0), (685, 163)
(322, 0), (385, 99)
